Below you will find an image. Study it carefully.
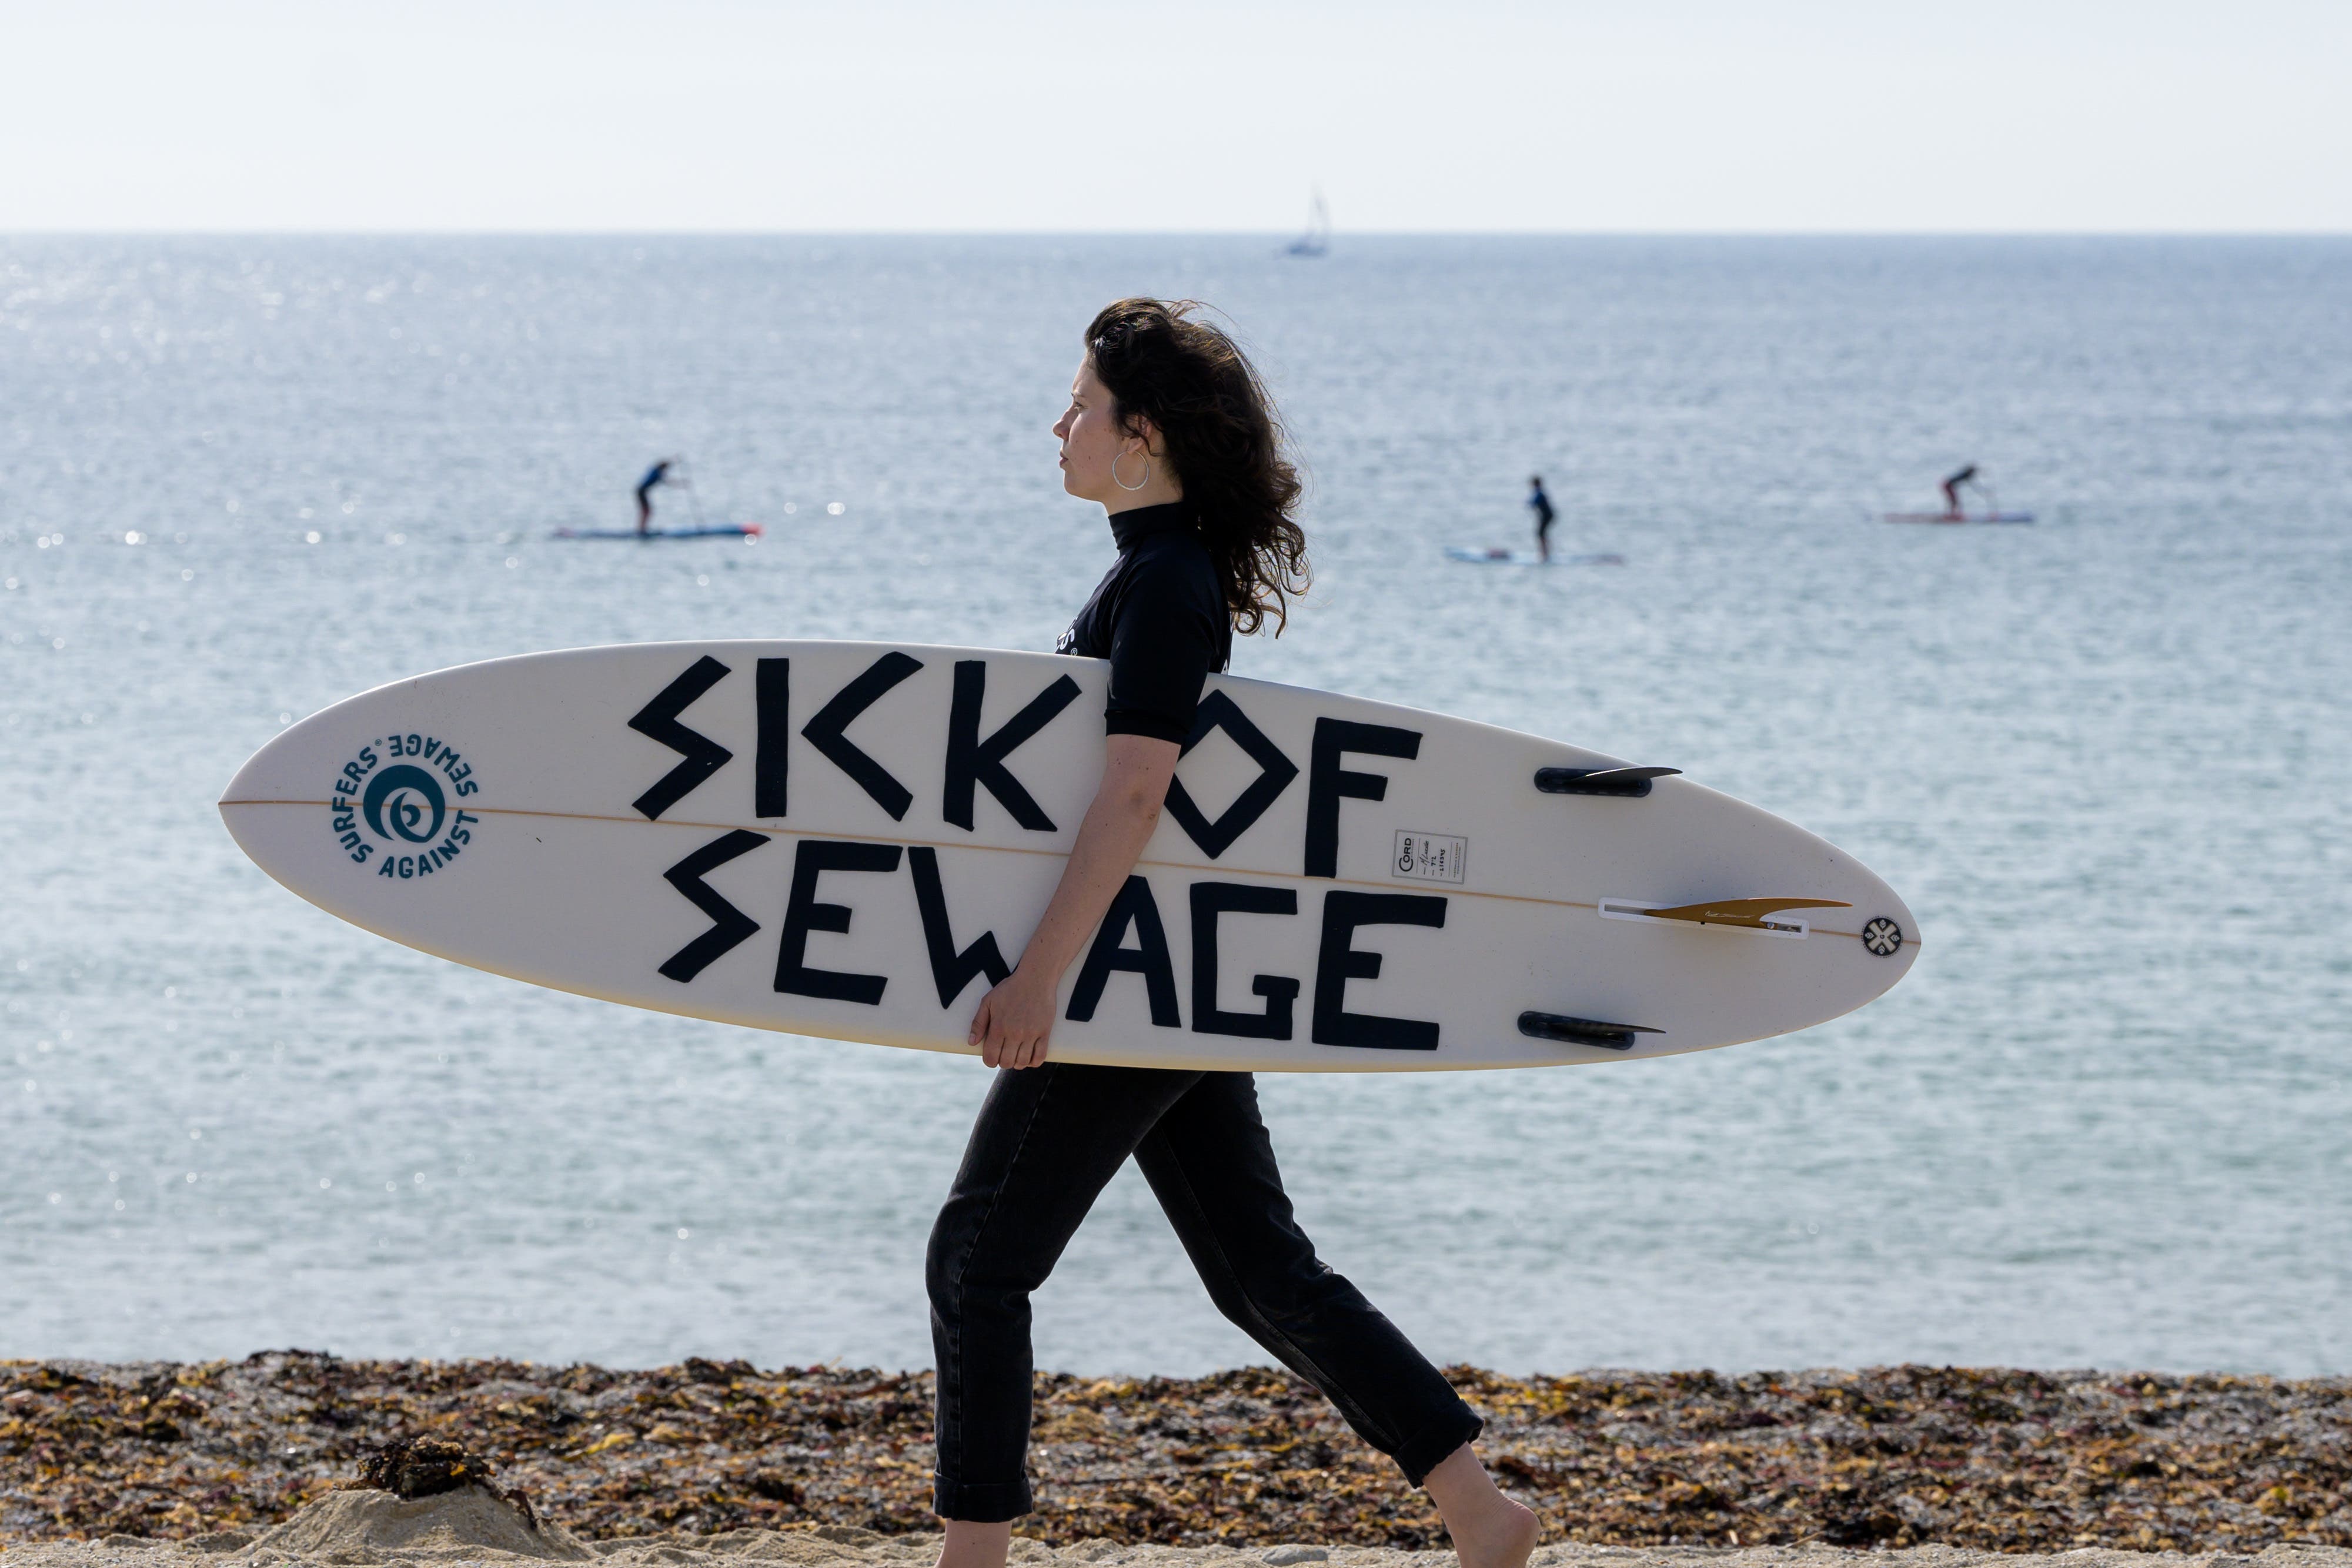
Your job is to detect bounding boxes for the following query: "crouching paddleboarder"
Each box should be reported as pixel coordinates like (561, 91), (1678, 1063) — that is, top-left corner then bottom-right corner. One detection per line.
(1940, 463), (1979, 520)
(634, 459), (677, 536)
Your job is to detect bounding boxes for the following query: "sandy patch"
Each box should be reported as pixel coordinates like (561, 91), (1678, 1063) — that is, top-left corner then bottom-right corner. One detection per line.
(3, 1490), (2346, 1568)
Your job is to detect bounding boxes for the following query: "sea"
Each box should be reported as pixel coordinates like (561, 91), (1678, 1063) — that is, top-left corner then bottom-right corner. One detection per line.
(4, 236), (2348, 1377)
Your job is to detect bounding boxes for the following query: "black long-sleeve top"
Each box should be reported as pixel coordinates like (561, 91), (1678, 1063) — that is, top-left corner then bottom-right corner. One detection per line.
(1054, 502), (1231, 745)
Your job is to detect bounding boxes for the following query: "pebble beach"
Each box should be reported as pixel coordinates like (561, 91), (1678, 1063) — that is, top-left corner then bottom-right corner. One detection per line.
(4, 1356), (2346, 1556)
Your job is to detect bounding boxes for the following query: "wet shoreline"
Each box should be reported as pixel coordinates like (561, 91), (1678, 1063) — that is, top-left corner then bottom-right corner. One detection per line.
(3, 1355), (2345, 1552)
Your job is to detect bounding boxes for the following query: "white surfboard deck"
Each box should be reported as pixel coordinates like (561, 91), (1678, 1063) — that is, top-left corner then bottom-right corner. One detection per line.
(219, 641), (1919, 1072)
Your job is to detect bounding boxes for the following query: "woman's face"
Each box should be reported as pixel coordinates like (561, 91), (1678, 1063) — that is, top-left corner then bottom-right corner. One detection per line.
(1053, 359), (1147, 503)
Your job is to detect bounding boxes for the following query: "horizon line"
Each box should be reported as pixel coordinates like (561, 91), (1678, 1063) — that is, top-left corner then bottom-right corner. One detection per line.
(5, 228), (2349, 241)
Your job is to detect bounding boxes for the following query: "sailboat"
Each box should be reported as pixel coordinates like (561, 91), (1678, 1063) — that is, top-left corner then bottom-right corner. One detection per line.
(1285, 189), (1330, 258)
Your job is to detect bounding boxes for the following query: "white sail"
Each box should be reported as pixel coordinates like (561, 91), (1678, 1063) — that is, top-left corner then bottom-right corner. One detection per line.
(1285, 189), (1330, 257)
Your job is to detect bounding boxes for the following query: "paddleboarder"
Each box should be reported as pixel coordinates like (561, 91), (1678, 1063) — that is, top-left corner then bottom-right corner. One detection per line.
(1940, 463), (1979, 520)
(929, 299), (1540, 1568)
(633, 458), (676, 536)
(1528, 474), (1556, 561)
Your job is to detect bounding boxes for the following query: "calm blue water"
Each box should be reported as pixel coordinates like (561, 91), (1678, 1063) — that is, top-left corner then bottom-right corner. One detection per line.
(4, 237), (2348, 1376)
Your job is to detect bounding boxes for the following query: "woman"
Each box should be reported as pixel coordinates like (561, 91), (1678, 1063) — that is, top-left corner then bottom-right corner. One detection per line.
(926, 300), (1539, 1568)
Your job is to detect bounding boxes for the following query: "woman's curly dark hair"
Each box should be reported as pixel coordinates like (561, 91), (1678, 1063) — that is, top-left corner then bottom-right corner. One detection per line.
(1085, 298), (1310, 636)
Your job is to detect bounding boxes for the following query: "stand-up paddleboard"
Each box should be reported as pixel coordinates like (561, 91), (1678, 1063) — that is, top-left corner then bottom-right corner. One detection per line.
(552, 524), (764, 540)
(1879, 512), (2033, 526)
(218, 642), (1918, 1072)
(1445, 547), (1626, 567)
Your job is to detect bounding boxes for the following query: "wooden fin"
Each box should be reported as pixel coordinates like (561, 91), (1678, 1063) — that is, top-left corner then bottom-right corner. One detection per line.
(1641, 896), (1852, 931)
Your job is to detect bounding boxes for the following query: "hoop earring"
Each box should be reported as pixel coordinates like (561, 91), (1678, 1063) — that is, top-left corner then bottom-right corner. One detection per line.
(1112, 450), (1150, 492)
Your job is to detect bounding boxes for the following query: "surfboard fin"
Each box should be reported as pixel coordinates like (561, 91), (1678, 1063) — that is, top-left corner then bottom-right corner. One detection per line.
(1637, 897), (1850, 932)
(1535, 765), (1681, 797)
(1518, 1011), (1663, 1051)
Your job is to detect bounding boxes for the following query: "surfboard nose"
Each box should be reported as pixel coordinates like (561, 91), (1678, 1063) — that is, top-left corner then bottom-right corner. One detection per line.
(220, 703), (341, 810)
(219, 716), (331, 889)
(220, 740), (286, 810)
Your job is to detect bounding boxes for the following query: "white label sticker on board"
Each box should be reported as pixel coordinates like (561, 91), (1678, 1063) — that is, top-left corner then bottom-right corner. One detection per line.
(1392, 831), (1468, 885)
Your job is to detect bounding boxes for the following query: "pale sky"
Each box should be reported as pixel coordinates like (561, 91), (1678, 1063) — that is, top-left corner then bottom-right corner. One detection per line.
(4, 0), (2347, 233)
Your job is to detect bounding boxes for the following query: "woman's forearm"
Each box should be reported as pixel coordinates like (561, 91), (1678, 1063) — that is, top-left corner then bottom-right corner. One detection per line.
(966, 734), (1180, 1067)
(1015, 737), (1177, 981)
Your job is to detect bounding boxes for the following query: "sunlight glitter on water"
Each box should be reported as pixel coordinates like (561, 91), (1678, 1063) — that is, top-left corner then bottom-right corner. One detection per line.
(2, 235), (2348, 1375)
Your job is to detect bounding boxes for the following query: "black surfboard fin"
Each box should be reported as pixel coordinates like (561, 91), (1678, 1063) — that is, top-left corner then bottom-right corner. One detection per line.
(1517, 1012), (1663, 1051)
(1534, 765), (1681, 797)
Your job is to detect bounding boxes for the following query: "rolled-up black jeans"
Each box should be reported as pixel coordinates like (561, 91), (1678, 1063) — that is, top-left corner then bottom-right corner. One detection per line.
(927, 1062), (1483, 1522)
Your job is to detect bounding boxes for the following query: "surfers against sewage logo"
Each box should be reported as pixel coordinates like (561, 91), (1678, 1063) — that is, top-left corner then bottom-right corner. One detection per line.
(328, 731), (482, 878)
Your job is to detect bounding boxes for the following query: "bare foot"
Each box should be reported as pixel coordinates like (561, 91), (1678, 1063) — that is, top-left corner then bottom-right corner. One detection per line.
(1448, 1495), (1539, 1568)
(935, 1519), (1010, 1568)
(1424, 1445), (1540, 1568)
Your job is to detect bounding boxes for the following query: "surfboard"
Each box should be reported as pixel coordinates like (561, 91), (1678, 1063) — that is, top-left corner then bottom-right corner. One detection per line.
(551, 524), (764, 540)
(1878, 513), (2034, 526)
(218, 641), (1919, 1072)
(1444, 547), (1626, 567)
